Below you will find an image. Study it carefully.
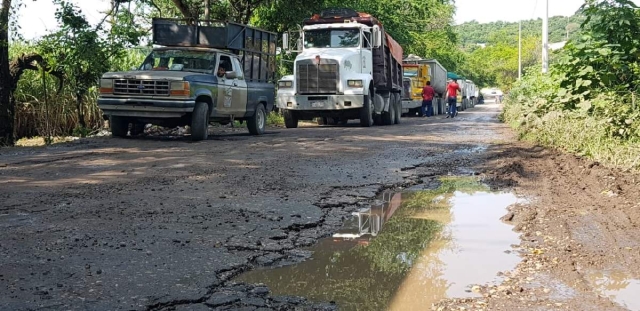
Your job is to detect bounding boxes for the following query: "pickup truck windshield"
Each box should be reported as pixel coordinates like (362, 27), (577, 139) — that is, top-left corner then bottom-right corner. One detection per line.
(304, 29), (360, 48)
(140, 50), (216, 73)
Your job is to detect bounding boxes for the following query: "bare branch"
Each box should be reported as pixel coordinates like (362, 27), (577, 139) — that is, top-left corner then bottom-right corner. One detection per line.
(9, 53), (65, 94)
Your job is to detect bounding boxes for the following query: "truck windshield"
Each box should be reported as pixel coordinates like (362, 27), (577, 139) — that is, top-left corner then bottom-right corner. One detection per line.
(304, 29), (360, 48)
(403, 67), (418, 77)
(140, 50), (216, 73)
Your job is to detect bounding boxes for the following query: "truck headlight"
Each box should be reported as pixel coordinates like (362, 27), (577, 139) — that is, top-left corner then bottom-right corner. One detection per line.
(99, 79), (113, 94)
(170, 81), (190, 97)
(347, 80), (363, 88)
(278, 80), (293, 88)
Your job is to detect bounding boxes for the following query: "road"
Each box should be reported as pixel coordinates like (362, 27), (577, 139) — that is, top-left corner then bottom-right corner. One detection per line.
(2, 102), (639, 311)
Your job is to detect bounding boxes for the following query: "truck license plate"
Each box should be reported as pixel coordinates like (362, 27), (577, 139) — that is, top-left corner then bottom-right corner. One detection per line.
(310, 101), (325, 108)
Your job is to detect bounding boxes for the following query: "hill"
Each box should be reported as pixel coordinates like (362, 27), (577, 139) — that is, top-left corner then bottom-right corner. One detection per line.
(455, 15), (586, 48)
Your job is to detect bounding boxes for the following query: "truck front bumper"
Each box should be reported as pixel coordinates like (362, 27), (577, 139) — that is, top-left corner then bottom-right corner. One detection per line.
(98, 97), (196, 118)
(402, 99), (422, 111)
(276, 94), (365, 110)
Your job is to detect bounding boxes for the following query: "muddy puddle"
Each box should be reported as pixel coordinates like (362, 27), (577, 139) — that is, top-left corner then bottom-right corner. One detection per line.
(587, 271), (640, 310)
(235, 177), (522, 310)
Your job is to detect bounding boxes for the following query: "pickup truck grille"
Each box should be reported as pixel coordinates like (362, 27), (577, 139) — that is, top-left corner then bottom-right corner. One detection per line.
(296, 59), (338, 94)
(113, 79), (170, 96)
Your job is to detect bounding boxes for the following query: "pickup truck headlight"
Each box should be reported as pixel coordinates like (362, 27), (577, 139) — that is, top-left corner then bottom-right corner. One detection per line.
(278, 80), (293, 88)
(170, 81), (190, 97)
(99, 79), (113, 94)
(347, 80), (363, 88)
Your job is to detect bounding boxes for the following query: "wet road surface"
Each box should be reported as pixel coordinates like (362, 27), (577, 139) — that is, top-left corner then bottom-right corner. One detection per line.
(2, 101), (614, 311)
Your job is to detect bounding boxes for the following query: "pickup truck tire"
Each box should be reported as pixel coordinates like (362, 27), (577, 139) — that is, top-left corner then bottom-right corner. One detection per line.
(110, 116), (129, 138)
(248, 104), (266, 135)
(283, 110), (298, 128)
(359, 91), (374, 127)
(191, 102), (209, 141)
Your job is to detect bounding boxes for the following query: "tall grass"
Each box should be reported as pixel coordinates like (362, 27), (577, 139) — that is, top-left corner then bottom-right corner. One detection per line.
(10, 42), (149, 139)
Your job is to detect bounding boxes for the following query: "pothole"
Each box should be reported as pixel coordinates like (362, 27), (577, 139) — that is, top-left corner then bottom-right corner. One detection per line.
(234, 176), (522, 310)
(586, 270), (640, 310)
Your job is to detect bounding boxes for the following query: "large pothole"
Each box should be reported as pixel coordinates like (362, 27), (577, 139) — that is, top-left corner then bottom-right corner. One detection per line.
(234, 176), (525, 310)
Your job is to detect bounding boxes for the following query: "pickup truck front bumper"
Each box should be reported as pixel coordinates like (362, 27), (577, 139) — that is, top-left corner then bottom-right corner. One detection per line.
(98, 97), (196, 118)
(276, 94), (365, 111)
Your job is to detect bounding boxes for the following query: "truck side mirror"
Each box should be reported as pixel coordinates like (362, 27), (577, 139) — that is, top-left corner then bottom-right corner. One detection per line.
(372, 26), (382, 48)
(296, 38), (303, 51)
(282, 32), (289, 50)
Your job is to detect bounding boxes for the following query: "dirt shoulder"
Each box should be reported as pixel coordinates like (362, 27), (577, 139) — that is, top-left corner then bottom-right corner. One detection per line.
(435, 126), (640, 310)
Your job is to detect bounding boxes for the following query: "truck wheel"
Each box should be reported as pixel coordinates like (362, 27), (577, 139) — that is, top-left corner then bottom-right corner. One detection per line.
(248, 104), (266, 135)
(393, 94), (401, 124)
(110, 116), (129, 138)
(283, 110), (298, 128)
(382, 100), (395, 125)
(359, 90), (374, 127)
(191, 101), (210, 141)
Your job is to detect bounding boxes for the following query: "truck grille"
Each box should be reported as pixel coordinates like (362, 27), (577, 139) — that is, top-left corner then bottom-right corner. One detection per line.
(113, 79), (170, 96)
(296, 60), (338, 94)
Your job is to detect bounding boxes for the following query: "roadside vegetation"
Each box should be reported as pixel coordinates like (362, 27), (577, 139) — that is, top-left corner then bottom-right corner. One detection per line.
(502, 0), (640, 170)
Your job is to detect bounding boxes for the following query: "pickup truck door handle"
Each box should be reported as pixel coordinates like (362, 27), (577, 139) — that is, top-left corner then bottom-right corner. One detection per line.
(233, 82), (238, 86)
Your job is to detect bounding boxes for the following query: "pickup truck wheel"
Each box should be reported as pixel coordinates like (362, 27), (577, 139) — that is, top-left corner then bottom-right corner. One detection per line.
(191, 101), (209, 141)
(283, 110), (298, 128)
(110, 116), (129, 138)
(248, 104), (266, 135)
(359, 91), (374, 127)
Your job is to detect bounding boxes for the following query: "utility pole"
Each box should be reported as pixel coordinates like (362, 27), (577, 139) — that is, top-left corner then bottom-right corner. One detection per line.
(519, 20), (522, 79)
(542, 0), (549, 73)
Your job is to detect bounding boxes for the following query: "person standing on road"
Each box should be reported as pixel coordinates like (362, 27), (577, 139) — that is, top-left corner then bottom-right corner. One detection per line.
(421, 81), (435, 117)
(445, 79), (461, 118)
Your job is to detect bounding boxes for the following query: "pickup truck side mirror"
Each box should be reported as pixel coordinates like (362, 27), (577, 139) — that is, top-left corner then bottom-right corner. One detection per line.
(225, 71), (238, 79)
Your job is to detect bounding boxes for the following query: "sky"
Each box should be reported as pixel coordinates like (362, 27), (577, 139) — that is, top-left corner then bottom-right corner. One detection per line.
(13, 0), (640, 39)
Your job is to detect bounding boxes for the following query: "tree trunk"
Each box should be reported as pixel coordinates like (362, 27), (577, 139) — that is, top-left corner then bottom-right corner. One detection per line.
(204, 0), (210, 21)
(0, 0), (14, 146)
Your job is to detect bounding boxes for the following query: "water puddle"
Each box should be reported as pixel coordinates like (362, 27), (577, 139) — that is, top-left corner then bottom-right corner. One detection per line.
(587, 271), (640, 310)
(235, 177), (522, 310)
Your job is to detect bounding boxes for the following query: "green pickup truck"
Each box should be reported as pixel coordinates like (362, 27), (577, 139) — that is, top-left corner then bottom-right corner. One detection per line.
(98, 19), (277, 141)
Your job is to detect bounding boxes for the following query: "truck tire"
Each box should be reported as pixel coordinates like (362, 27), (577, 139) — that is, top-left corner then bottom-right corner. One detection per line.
(248, 104), (266, 135)
(191, 101), (210, 141)
(393, 94), (401, 124)
(283, 110), (298, 128)
(382, 99), (395, 125)
(359, 90), (374, 127)
(110, 116), (129, 138)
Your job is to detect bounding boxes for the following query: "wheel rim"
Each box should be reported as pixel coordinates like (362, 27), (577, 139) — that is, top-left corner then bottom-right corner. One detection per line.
(258, 108), (265, 129)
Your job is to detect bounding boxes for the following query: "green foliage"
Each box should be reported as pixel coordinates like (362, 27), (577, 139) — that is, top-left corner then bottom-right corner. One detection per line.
(503, 0), (640, 170)
(456, 15), (586, 48)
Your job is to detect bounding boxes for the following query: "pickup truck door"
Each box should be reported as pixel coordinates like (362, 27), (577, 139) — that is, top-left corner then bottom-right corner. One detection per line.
(216, 56), (248, 116)
(230, 58), (248, 115)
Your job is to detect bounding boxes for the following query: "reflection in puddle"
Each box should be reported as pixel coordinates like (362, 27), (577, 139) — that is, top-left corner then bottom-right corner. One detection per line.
(236, 177), (521, 311)
(588, 271), (640, 310)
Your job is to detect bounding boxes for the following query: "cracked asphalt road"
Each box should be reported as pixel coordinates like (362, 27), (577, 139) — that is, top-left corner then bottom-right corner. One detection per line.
(0, 103), (504, 310)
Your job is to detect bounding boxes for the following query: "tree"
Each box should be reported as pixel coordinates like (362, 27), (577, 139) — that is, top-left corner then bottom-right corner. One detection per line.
(0, 0), (64, 146)
(37, 0), (144, 132)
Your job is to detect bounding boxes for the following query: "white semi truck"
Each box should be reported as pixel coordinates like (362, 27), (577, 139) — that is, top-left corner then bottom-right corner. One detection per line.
(276, 8), (404, 127)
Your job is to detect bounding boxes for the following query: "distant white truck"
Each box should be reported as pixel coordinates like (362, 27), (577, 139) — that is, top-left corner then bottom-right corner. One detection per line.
(276, 8), (404, 127)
